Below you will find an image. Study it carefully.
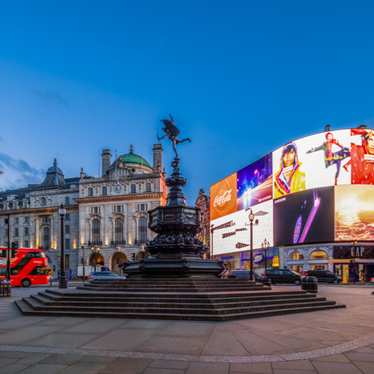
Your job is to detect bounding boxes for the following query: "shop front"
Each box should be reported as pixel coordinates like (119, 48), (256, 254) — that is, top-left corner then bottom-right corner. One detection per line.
(333, 245), (374, 283)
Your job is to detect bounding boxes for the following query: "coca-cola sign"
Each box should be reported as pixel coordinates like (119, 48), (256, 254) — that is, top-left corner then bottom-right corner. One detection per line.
(210, 173), (237, 220)
(214, 189), (233, 208)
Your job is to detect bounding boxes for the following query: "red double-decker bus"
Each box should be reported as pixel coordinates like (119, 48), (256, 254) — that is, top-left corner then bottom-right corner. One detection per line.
(0, 247), (51, 287)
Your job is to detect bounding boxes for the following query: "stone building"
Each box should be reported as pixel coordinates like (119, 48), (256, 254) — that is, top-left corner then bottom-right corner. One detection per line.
(195, 188), (210, 255)
(0, 143), (166, 277)
(0, 159), (80, 275)
(78, 144), (166, 275)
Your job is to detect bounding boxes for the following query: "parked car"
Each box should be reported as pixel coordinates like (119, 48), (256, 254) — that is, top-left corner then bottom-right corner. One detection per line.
(89, 271), (127, 281)
(265, 268), (302, 284)
(228, 270), (267, 283)
(304, 270), (340, 284)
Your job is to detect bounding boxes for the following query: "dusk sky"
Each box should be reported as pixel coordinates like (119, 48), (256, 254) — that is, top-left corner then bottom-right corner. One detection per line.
(1, 1), (374, 200)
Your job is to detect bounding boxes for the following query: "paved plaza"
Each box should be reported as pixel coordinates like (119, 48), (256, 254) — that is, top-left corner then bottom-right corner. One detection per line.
(0, 285), (373, 373)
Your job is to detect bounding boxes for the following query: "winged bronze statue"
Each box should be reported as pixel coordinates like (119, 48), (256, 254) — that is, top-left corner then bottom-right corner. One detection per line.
(158, 115), (191, 158)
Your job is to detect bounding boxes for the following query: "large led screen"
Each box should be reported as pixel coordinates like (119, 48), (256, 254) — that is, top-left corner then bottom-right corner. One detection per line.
(211, 200), (273, 256)
(272, 129), (351, 199)
(274, 187), (334, 246)
(335, 185), (374, 241)
(237, 153), (272, 210)
(349, 128), (374, 185)
(210, 173), (237, 220)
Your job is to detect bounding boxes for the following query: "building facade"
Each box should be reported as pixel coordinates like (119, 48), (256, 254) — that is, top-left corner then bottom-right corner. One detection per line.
(0, 144), (166, 277)
(0, 159), (80, 276)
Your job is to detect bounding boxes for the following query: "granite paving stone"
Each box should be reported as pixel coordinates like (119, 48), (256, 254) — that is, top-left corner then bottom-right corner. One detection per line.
(311, 361), (363, 374)
(229, 362), (273, 373)
(186, 362), (230, 374)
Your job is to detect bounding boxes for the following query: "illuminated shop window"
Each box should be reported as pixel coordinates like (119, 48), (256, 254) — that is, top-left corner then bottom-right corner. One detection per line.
(289, 250), (304, 261)
(310, 250), (328, 260)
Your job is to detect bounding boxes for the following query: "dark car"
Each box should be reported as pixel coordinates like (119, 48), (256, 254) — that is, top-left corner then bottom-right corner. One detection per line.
(228, 270), (267, 283)
(305, 270), (340, 284)
(265, 268), (302, 284)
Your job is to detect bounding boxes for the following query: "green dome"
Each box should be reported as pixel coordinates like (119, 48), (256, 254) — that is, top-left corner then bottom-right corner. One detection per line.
(117, 152), (151, 168)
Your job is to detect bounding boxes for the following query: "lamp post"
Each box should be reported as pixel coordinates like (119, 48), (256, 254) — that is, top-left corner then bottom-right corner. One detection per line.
(6, 214), (11, 283)
(58, 204), (67, 288)
(248, 209), (255, 281)
(262, 238), (270, 273)
(81, 245), (86, 280)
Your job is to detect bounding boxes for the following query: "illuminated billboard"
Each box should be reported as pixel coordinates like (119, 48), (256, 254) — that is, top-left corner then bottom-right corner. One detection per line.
(210, 127), (374, 255)
(272, 129), (351, 199)
(210, 173), (237, 220)
(273, 187), (334, 246)
(211, 200), (273, 255)
(237, 153), (272, 210)
(335, 185), (374, 241)
(349, 128), (374, 185)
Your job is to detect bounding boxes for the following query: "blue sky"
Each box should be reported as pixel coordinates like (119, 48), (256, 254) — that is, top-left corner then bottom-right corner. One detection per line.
(1, 0), (374, 200)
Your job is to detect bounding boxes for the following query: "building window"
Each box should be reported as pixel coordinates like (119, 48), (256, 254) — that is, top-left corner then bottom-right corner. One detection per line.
(138, 217), (147, 243)
(289, 251), (304, 261)
(65, 196), (70, 205)
(115, 218), (124, 243)
(40, 197), (47, 206)
(88, 188), (93, 197)
(24, 227), (29, 236)
(14, 227), (19, 237)
(137, 203), (147, 212)
(92, 218), (101, 243)
(131, 184), (136, 194)
(65, 225), (70, 234)
(146, 183), (152, 193)
(65, 213), (70, 221)
(65, 238), (71, 249)
(8, 202), (13, 209)
(102, 186), (108, 196)
(91, 206), (100, 215)
(114, 205), (123, 213)
(15, 217), (19, 224)
(310, 250), (328, 260)
(42, 226), (50, 249)
(18, 201), (23, 208)
(24, 217), (30, 224)
(24, 240), (29, 248)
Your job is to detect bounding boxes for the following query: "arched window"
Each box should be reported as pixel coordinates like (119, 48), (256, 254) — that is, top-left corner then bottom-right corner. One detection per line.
(289, 250), (304, 261)
(40, 197), (47, 206)
(138, 217), (147, 244)
(92, 218), (101, 244)
(114, 218), (124, 243)
(146, 183), (152, 193)
(310, 250), (328, 260)
(42, 226), (50, 249)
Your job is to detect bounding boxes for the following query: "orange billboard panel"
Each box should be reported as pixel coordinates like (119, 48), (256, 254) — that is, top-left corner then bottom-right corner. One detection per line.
(210, 173), (238, 220)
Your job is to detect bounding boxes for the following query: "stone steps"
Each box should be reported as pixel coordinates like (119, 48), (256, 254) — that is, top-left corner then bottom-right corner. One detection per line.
(31, 293), (328, 309)
(15, 299), (345, 321)
(16, 278), (345, 321)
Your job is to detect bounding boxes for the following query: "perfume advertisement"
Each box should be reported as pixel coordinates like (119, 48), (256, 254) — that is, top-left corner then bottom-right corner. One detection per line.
(273, 187), (334, 246)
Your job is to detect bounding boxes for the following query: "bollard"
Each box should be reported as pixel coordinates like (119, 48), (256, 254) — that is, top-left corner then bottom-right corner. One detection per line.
(301, 276), (318, 293)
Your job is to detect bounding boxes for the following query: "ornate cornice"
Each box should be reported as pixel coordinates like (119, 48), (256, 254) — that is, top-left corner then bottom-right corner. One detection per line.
(0, 205), (78, 216)
(78, 192), (163, 204)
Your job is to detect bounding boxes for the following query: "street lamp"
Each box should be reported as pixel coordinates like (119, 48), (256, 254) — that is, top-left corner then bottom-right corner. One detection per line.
(262, 238), (270, 273)
(58, 204), (67, 288)
(6, 214), (11, 283)
(81, 245), (86, 280)
(247, 208), (268, 281)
